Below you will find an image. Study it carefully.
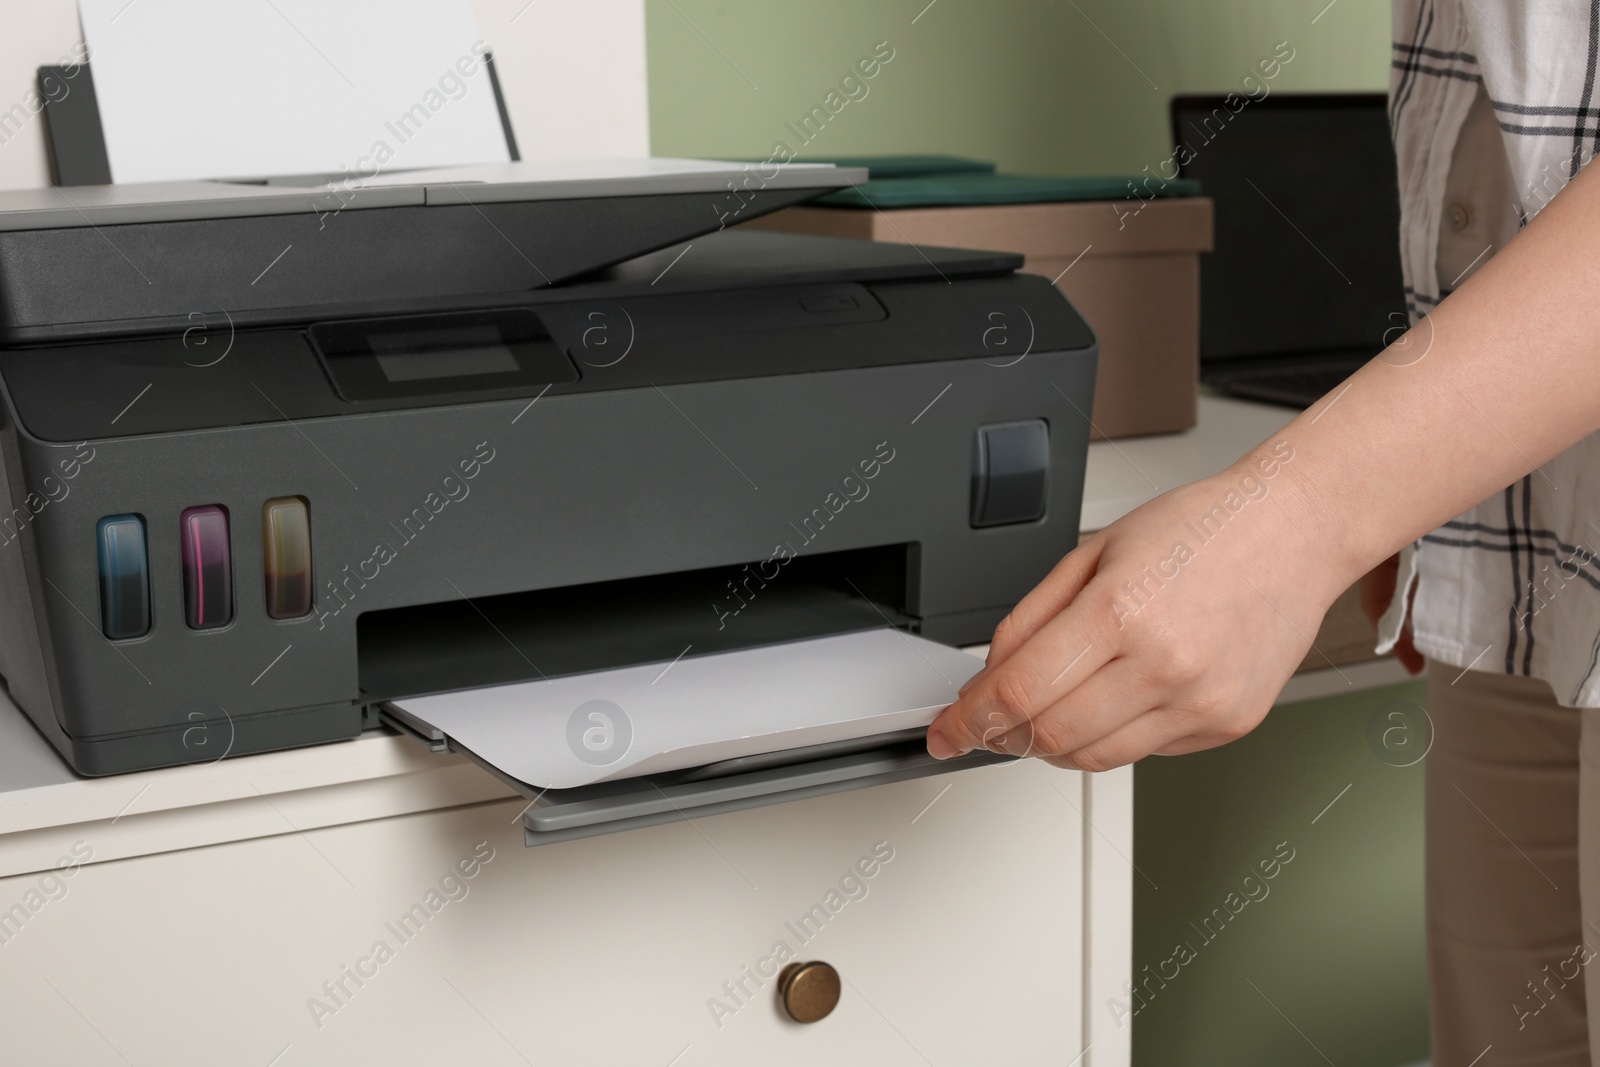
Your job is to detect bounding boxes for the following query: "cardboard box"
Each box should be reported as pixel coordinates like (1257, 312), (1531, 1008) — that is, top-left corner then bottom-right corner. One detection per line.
(744, 197), (1214, 439)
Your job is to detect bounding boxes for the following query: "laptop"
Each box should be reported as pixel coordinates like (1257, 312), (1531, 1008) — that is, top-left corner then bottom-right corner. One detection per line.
(1171, 92), (1407, 408)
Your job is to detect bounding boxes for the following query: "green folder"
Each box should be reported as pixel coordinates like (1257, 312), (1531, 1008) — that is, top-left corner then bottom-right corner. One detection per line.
(815, 172), (1201, 210)
(791, 154), (998, 179)
(714, 152), (1200, 209)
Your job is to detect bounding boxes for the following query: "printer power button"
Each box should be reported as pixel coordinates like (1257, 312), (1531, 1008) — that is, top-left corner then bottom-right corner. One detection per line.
(970, 421), (1049, 528)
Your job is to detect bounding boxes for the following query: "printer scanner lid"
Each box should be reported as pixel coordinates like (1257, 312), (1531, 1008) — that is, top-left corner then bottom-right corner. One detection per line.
(0, 158), (867, 342)
(0, 158), (861, 230)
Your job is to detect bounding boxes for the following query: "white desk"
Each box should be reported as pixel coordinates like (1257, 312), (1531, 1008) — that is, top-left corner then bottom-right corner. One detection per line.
(0, 396), (1403, 1066)
(1084, 392), (1301, 529)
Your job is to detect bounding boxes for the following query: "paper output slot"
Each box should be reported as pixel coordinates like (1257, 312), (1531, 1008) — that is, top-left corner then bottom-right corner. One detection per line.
(383, 629), (982, 791)
(357, 543), (913, 699)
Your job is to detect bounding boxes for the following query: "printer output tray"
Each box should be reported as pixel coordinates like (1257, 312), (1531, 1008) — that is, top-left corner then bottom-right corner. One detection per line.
(511, 741), (1010, 847)
(380, 630), (1010, 845)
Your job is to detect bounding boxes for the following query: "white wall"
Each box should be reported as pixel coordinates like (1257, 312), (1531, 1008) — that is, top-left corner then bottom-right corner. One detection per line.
(0, 0), (649, 191)
(470, 0), (650, 159)
(0, 1), (82, 189)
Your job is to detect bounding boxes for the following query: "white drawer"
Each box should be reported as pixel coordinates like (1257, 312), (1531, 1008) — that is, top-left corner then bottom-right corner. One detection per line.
(0, 759), (1117, 1066)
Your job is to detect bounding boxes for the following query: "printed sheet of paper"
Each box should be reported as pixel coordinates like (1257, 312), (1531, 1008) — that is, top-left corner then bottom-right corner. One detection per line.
(78, 0), (512, 183)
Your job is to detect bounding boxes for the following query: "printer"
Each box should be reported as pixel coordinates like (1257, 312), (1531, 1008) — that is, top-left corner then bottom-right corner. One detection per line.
(0, 160), (1098, 843)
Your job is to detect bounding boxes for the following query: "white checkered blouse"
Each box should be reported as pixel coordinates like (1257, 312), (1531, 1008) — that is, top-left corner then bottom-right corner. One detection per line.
(1381, 1), (1600, 704)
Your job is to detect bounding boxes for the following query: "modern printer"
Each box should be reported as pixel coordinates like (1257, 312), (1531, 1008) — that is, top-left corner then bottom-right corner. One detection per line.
(0, 160), (1098, 842)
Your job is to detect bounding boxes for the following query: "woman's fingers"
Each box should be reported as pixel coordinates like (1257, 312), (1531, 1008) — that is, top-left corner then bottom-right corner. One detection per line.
(983, 536), (1106, 669)
(983, 658), (1151, 759)
(928, 591), (1115, 758)
(1062, 708), (1217, 773)
(931, 451), (1344, 769)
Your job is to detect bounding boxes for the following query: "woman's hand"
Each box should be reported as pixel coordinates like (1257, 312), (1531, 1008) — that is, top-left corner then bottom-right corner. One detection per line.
(927, 157), (1600, 770)
(926, 442), (1352, 771)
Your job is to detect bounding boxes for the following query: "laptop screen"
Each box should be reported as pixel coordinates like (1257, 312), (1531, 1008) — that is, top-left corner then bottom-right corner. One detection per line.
(1171, 93), (1406, 363)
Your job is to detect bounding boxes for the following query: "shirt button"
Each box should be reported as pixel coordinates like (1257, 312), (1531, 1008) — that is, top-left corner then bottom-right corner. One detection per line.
(1449, 204), (1470, 230)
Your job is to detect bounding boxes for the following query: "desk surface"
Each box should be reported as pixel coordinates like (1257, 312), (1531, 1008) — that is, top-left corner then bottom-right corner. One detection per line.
(0, 395), (1400, 876)
(1080, 393), (1295, 531)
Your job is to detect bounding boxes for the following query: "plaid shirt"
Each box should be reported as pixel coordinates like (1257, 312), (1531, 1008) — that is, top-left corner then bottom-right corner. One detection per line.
(1382, 1), (1600, 704)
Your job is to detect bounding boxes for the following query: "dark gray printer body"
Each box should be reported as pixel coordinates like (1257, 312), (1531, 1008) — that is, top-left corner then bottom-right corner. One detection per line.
(0, 165), (1098, 794)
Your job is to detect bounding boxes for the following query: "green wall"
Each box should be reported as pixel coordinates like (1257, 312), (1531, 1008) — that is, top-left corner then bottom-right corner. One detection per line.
(645, 0), (1392, 177)
(1132, 680), (1429, 1065)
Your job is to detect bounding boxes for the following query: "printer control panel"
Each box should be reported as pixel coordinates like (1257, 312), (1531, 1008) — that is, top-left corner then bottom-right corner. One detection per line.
(310, 309), (579, 403)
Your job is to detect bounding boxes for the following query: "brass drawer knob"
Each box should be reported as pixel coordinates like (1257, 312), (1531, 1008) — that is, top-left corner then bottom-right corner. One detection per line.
(778, 961), (840, 1023)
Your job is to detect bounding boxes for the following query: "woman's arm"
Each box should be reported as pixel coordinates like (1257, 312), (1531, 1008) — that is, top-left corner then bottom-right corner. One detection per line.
(927, 157), (1600, 768)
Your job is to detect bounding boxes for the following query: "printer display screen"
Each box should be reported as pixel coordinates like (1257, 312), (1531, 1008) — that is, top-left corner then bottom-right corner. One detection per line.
(309, 309), (579, 403)
(369, 325), (520, 383)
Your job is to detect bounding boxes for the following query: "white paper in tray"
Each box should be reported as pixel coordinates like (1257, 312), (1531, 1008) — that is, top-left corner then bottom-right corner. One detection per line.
(387, 630), (983, 790)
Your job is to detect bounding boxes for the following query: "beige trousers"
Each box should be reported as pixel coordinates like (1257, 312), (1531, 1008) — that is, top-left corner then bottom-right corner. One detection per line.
(1427, 660), (1600, 1064)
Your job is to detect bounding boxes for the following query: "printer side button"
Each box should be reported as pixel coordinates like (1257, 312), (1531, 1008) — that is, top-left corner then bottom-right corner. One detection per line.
(262, 497), (313, 619)
(96, 514), (151, 639)
(970, 421), (1050, 528)
(180, 505), (233, 630)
